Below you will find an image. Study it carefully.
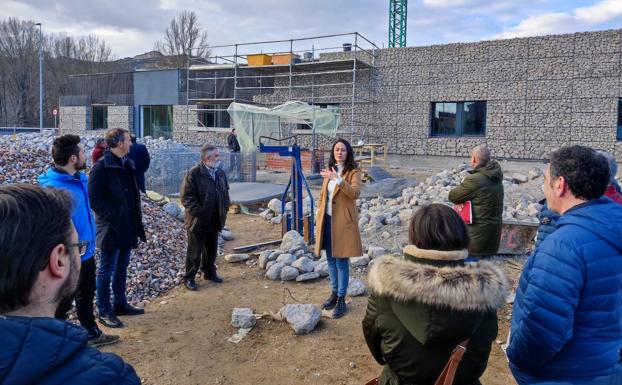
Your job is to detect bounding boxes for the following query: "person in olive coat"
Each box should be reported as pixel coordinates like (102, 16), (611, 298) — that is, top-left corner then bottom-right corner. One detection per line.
(363, 204), (508, 385)
(448, 145), (504, 256)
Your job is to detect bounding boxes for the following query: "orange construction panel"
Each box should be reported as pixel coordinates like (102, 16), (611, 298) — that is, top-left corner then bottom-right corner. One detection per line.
(247, 54), (272, 66)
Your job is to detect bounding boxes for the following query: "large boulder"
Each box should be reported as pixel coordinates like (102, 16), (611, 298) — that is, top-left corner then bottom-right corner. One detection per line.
(231, 308), (256, 329)
(292, 257), (316, 273)
(266, 262), (286, 280)
(280, 266), (300, 281)
(314, 261), (329, 277)
(276, 253), (296, 265)
(163, 202), (181, 217)
(350, 255), (370, 268)
(280, 230), (308, 254)
(279, 304), (321, 334)
(268, 198), (282, 214)
(296, 272), (320, 282)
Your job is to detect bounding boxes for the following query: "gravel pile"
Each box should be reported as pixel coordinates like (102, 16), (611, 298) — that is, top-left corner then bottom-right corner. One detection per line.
(0, 132), (228, 306)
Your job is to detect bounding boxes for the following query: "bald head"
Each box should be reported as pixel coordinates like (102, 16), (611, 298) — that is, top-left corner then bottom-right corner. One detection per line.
(471, 145), (491, 167)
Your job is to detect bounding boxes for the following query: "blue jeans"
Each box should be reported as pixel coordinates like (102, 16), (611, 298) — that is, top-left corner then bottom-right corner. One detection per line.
(96, 248), (131, 315)
(323, 214), (349, 297)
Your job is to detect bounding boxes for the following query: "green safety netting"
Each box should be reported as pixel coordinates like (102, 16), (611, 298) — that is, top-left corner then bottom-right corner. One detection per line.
(227, 101), (340, 153)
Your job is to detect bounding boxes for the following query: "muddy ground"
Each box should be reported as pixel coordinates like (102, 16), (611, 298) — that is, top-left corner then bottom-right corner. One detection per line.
(103, 212), (522, 385)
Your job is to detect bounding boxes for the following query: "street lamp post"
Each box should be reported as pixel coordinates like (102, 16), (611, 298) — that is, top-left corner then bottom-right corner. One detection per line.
(35, 23), (43, 129)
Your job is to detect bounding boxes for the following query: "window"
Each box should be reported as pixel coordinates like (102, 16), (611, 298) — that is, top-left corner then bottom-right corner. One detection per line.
(431, 101), (486, 137)
(200, 104), (230, 129)
(91, 106), (108, 130)
(617, 99), (622, 141)
(142, 105), (173, 139)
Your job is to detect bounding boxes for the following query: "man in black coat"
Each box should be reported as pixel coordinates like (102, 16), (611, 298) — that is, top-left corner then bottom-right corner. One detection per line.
(227, 128), (241, 181)
(89, 128), (146, 328)
(127, 135), (151, 193)
(0, 184), (140, 384)
(180, 144), (230, 291)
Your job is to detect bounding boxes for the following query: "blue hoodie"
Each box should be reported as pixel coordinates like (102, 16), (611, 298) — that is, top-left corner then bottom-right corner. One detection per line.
(0, 316), (140, 384)
(38, 167), (96, 261)
(508, 198), (622, 384)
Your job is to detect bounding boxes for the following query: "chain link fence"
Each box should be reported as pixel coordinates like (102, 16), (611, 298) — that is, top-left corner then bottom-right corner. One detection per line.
(145, 148), (257, 196)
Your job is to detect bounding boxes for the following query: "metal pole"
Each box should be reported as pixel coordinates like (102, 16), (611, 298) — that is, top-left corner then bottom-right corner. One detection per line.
(36, 23), (43, 129)
(288, 39), (293, 100)
(234, 44), (238, 101)
(351, 33), (357, 142)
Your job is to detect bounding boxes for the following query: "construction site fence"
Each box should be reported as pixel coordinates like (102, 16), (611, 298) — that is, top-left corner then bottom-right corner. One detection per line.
(145, 148), (257, 196)
(0, 127), (59, 136)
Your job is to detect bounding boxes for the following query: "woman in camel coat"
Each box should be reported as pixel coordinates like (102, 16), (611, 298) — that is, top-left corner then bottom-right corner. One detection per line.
(314, 138), (363, 318)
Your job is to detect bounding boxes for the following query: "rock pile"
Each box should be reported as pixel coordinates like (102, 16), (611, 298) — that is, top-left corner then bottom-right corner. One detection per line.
(259, 197), (312, 226)
(0, 132), (234, 306)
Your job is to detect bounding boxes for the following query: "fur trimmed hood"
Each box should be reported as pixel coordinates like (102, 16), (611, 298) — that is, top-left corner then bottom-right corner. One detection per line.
(368, 250), (509, 312)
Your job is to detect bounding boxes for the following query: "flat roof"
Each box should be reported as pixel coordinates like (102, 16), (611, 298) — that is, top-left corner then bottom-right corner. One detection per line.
(189, 58), (374, 73)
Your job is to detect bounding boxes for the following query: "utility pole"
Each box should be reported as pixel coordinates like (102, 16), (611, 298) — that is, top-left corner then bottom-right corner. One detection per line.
(35, 23), (44, 129)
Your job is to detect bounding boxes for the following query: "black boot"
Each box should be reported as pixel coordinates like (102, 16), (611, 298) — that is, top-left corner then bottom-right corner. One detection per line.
(333, 296), (347, 319)
(321, 291), (338, 310)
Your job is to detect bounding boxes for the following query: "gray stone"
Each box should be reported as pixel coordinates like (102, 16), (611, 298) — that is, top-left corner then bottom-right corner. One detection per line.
(276, 253), (296, 265)
(231, 308), (256, 329)
(359, 178), (419, 199)
(294, 249), (305, 258)
(398, 209), (414, 223)
(279, 304), (322, 334)
(259, 209), (274, 220)
(280, 266), (300, 281)
(292, 257), (316, 273)
(265, 260), (277, 271)
(347, 278), (367, 297)
(511, 173), (530, 184)
(220, 229), (235, 241)
(314, 261), (329, 277)
(266, 262), (286, 280)
(296, 272), (320, 282)
(163, 202), (181, 217)
(224, 253), (250, 263)
(280, 230), (308, 254)
(268, 198), (282, 214)
(350, 255), (370, 268)
(271, 215), (282, 225)
(367, 246), (387, 258)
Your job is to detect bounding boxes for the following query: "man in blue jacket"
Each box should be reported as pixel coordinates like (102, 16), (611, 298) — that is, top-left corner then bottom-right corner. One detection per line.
(508, 145), (622, 385)
(127, 135), (150, 193)
(0, 184), (140, 384)
(38, 134), (119, 347)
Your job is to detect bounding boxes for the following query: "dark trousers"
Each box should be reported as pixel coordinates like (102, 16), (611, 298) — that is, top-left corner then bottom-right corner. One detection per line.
(96, 248), (131, 315)
(184, 231), (219, 281)
(135, 173), (146, 193)
(55, 257), (97, 331)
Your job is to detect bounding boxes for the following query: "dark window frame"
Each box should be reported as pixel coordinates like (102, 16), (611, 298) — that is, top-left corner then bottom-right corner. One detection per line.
(91, 105), (108, 130)
(430, 101), (487, 137)
(200, 104), (231, 129)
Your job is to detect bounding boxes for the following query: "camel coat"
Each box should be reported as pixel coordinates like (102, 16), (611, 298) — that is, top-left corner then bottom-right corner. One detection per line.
(314, 168), (363, 258)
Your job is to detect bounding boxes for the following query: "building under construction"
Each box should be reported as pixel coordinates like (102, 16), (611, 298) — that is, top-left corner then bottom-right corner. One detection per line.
(60, 28), (622, 160)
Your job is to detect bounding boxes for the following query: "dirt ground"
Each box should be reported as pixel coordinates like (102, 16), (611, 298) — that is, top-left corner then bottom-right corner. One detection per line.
(103, 213), (521, 385)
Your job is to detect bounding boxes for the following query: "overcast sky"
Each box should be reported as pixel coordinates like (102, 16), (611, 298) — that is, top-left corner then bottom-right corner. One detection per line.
(2, 0), (622, 58)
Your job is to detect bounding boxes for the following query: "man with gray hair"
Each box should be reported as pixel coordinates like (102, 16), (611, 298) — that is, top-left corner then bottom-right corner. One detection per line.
(449, 145), (504, 256)
(180, 144), (230, 291)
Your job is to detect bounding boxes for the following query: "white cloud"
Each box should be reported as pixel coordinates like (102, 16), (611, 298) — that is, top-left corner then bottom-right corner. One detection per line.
(497, 0), (622, 39)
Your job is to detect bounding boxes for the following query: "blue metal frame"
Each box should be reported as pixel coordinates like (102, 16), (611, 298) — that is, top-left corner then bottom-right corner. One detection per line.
(258, 136), (315, 243)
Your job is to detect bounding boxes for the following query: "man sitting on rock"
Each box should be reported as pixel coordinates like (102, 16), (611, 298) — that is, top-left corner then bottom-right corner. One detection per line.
(0, 184), (140, 384)
(448, 145), (504, 256)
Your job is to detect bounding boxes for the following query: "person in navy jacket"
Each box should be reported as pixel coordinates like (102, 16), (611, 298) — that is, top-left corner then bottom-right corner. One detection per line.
(127, 135), (150, 193)
(0, 184), (140, 385)
(508, 145), (622, 385)
(38, 134), (118, 348)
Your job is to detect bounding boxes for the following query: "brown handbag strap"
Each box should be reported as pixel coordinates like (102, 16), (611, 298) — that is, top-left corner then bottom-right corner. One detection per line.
(433, 339), (469, 385)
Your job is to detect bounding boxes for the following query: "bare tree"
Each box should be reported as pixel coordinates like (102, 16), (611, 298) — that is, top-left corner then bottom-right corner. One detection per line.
(155, 10), (210, 67)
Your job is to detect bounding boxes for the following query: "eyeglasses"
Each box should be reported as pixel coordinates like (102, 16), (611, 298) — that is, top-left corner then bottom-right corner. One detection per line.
(64, 240), (89, 257)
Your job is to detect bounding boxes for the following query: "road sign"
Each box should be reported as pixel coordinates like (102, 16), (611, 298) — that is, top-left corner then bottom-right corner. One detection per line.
(52, 108), (58, 116)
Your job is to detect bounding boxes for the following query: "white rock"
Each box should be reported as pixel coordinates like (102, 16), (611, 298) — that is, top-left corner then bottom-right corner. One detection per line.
(367, 246), (386, 258)
(292, 257), (316, 273)
(347, 278), (367, 296)
(280, 266), (300, 281)
(271, 215), (282, 225)
(224, 253), (249, 263)
(279, 304), (321, 334)
(280, 230), (308, 254)
(314, 261), (329, 277)
(296, 272), (320, 282)
(276, 253), (296, 265)
(231, 308), (256, 329)
(266, 262), (286, 280)
(268, 198), (282, 214)
(350, 255), (370, 268)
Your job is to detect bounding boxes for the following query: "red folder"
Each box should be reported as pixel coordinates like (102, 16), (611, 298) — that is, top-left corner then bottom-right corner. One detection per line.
(453, 201), (473, 224)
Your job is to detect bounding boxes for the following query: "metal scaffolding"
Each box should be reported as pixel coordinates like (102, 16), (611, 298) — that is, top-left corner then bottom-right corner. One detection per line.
(185, 32), (379, 144)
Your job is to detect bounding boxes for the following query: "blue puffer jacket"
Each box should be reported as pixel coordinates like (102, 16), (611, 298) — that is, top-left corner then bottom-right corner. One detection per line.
(38, 167), (96, 261)
(508, 198), (622, 384)
(535, 200), (559, 247)
(0, 316), (140, 384)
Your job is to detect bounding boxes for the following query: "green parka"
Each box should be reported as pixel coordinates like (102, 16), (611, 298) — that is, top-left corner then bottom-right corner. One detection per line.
(448, 160), (504, 256)
(362, 246), (509, 385)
